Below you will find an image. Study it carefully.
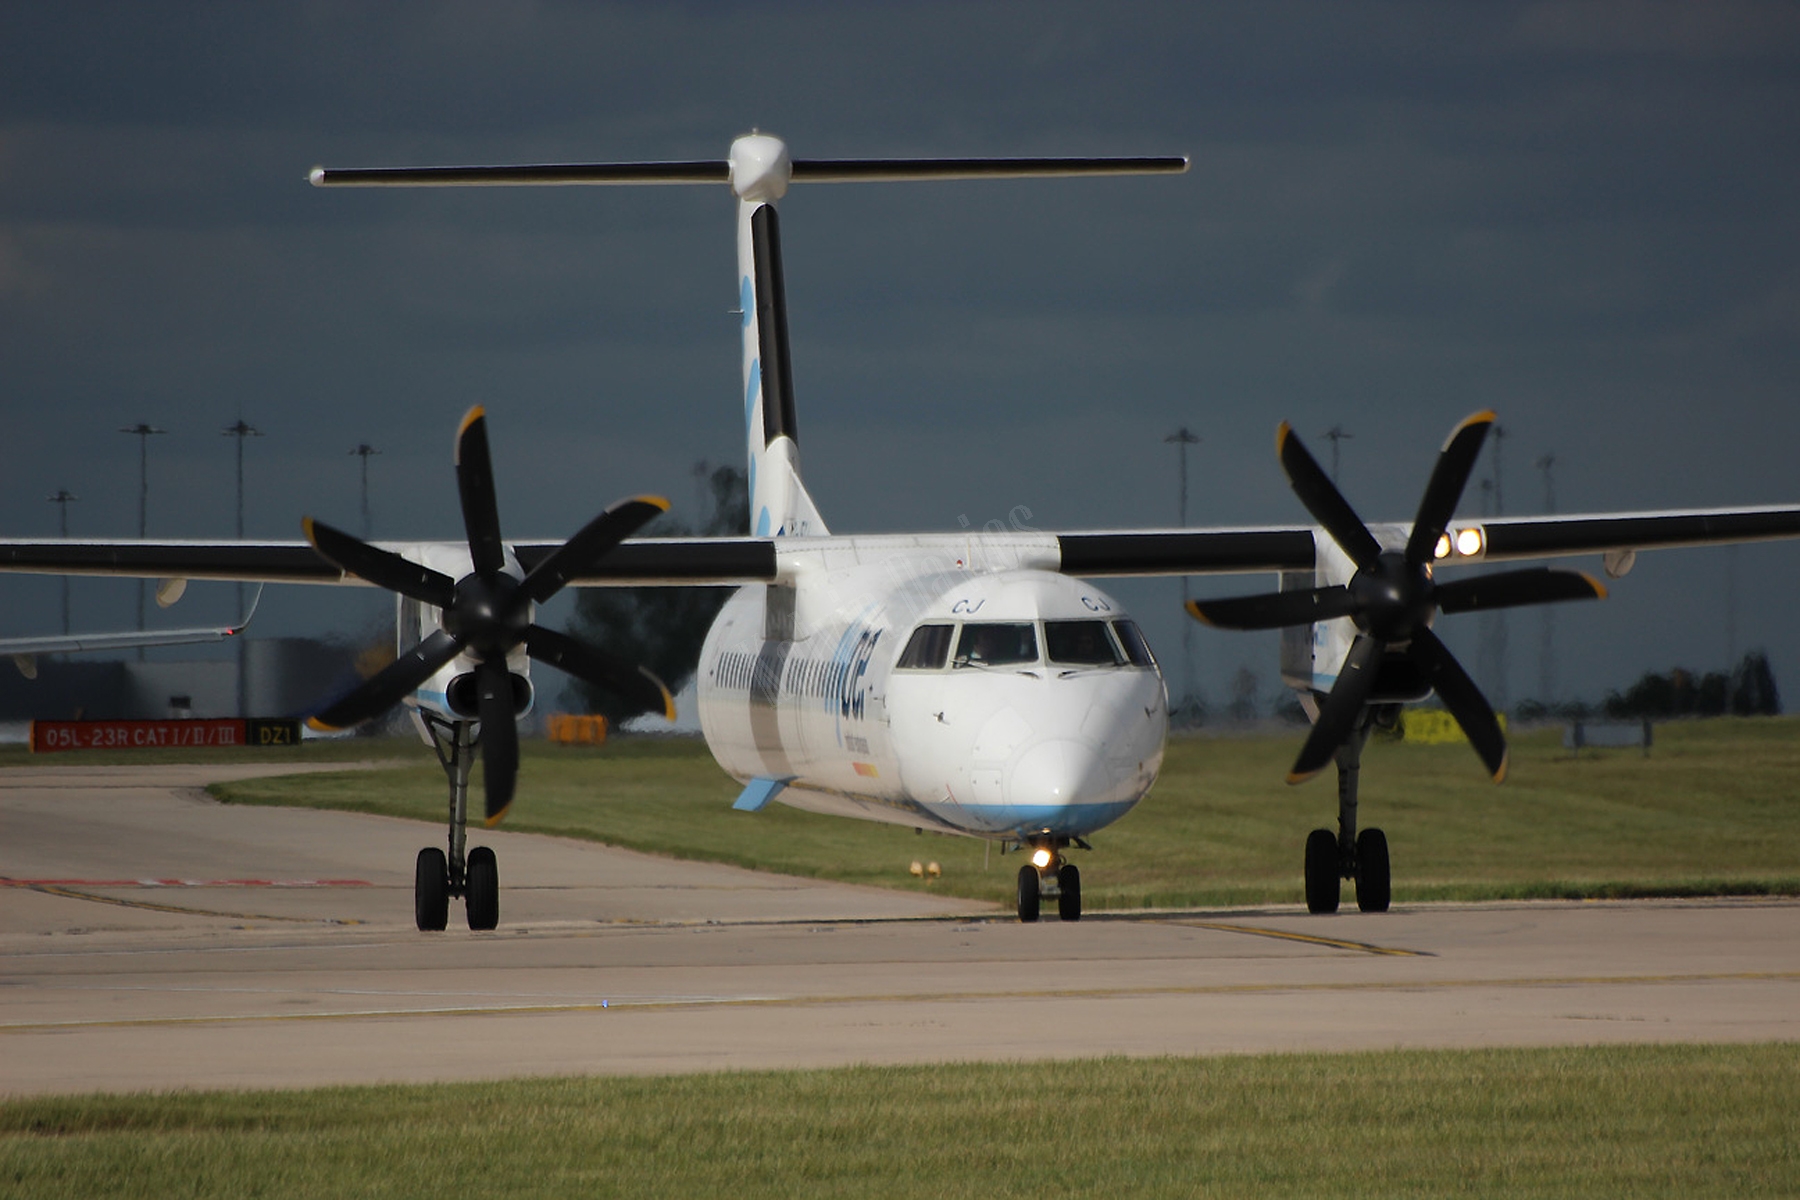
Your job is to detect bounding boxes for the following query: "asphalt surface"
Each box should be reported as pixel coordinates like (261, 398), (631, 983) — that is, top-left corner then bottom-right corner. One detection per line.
(3, 762), (1796, 1095)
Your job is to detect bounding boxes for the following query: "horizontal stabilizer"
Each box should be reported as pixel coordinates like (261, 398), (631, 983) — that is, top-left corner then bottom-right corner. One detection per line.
(311, 156), (1188, 189)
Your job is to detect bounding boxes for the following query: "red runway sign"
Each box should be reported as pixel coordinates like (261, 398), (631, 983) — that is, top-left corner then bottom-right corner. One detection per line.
(29, 718), (301, 753)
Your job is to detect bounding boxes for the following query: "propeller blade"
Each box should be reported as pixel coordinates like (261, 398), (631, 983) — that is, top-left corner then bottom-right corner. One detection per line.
(1277, 422), (1383, 570)
(307, 629), (463, 731)
(525, 625), (676, 722)
(518, 495), (671, 607)
(475, 658), (519, 824)
(454, 406), (507, 578)
(1410, 627), (1508, 781)
(1405, 411), (1494, 565)
(1436, 567), (1607, 616)
(303, 517), (456, 607)
(1187, 585), (1359, 631)
(1289, 633), (1383, 783)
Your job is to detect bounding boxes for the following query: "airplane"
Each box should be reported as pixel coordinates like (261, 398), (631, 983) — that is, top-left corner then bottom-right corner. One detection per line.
(5, 132), (1800, 930)
(2, 585), (261, 678)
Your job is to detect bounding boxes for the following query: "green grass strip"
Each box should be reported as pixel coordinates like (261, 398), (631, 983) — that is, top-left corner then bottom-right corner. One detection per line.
(2, 1044), (1796, 1198)
(194, 716), (1800, 910)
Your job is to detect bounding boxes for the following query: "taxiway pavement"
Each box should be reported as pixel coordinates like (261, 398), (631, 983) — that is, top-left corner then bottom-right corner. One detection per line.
(3, 762), (1796, 1095)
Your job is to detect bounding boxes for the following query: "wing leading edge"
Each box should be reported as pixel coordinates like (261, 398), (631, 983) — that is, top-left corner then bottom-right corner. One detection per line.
(0, 538), (779, 586)
(3, 505), (1799, 588)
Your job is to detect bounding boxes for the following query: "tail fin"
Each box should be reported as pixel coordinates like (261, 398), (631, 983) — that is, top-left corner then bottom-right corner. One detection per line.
(734, 135), (827, 537)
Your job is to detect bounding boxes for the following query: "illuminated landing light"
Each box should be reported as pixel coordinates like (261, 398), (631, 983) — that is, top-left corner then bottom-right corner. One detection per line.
(1031, 848), (1053, 870)
(1455, 526), (1485, 556)
(1433, 533), (1451, 560)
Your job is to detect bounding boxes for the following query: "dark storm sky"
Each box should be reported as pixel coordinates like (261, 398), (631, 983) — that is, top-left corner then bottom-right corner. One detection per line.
(2, 1), (1797, 710)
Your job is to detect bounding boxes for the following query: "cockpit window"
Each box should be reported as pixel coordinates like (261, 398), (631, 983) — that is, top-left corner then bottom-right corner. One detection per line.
(896, 623), (954, 670)
(1045, 620), (1122, 666)
(1111, 619), (1157, 668)
(954, 622), (1038, 667)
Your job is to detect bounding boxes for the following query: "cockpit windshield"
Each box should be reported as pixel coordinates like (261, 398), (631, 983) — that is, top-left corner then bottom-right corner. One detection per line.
(895, 616), (1157, 674)
(954, 622), (1038, 667)
(896, 623), (954, 670)
(1044, 620), (1120, 666)
(1111, 619), (1157, 667)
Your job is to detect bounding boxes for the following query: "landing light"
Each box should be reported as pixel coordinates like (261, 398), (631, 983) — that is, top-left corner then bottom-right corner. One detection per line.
(1433, 533), (1451, 560)
(1030, 848), (1053, 870)
(1455, 527), (1484, 557)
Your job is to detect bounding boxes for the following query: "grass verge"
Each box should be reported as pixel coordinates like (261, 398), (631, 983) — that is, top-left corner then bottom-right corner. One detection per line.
(198, 716), (1800, 910)
(2, 1044), (1795, 1198)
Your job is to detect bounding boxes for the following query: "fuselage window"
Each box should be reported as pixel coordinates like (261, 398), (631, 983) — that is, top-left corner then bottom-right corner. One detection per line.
(1045, 619), (1122, 666)
(896, 624), (954, 670)
(1111, 619), (1157, 668)
(955, 622), (1038, 667)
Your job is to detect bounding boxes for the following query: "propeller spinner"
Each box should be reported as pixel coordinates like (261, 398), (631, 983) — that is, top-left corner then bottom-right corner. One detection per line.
(303, 407), (675, 823)
(1188, 411), (1606, 785)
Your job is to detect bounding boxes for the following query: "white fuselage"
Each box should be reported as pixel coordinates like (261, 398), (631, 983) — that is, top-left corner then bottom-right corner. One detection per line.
(696, 542), (1168, 842)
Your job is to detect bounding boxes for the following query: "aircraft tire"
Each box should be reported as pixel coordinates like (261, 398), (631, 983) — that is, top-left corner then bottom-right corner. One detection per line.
(465, 846), (500, 931)
(1355, 828), (1390, 913)
(1016, 864), (1041, 923)
(1057, 863), (1082, 922)
(1304, 829), (1340, 915)
(415, 847), (449, 931)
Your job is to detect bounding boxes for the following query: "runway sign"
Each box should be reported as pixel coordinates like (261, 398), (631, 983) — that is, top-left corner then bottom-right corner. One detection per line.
(29, 717), (302, 752)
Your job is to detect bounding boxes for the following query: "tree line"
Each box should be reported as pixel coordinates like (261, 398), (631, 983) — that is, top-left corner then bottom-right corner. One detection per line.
(1514, 650), (1781, 722)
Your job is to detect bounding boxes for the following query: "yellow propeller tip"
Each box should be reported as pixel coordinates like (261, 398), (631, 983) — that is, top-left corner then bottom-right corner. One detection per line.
(304, 715), (342, 734)
(1184, 600), (1215, 626)
(1285, 768), (1320, 786)
(459, 405), (487, 434)
(483, 804), (511, 829)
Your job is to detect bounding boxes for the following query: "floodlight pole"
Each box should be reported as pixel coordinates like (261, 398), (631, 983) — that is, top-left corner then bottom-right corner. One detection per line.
(46, 490), (78, 635)
(1163, 426), (1202, 714)
(119, 423), (166, 657)
(1536, 452), (1557, 706)
(1324, 425), (1353, 484)
(351, 443), (381, 539)
(223, 419), (262, 715)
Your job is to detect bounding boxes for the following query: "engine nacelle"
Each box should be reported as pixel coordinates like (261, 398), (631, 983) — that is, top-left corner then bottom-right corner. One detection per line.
(445, 671), (533, 720)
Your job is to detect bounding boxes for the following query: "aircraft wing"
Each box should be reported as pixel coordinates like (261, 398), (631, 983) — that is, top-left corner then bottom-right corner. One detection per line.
(1055, 528), (1317, 577)
(0, 540), (339, 582)
(1047, 504), (1800, 577)
(0, 538), (780, 586)
(1469, 506), (1800, 564)
(4, 505), (1798, 589)
(2, 586), (262, 678)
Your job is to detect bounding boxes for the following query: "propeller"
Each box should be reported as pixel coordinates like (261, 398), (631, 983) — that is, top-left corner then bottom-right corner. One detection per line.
(1187, 411), (1606, 785)
(304, 406), (676, 825)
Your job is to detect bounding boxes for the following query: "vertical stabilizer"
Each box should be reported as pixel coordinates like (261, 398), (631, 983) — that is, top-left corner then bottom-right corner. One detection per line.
(733, 134), (829, 538)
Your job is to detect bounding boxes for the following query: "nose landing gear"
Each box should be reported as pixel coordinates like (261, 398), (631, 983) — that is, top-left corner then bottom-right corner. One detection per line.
(1013, 838), (1083, 923)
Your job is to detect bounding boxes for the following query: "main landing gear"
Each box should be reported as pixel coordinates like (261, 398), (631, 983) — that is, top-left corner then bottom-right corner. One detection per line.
(1013, 838), (1083, 923)
(413, 710), (501, 931)
(1301, 711), (1392, 915)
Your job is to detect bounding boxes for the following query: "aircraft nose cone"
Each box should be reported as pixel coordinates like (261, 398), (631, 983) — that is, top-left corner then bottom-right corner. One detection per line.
(1009, 739), (1109, 809)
